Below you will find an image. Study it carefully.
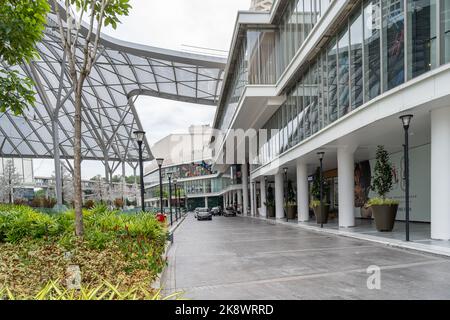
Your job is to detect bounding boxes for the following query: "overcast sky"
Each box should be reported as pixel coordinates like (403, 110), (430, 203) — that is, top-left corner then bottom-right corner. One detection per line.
(33, 0), (251, 179)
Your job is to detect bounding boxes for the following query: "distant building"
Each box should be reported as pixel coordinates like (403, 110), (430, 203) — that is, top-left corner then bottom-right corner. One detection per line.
(144, 125), (231, 211)
(249, 0), (273, 12)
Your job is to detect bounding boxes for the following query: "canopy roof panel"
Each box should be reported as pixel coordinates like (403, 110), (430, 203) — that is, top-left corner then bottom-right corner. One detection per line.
(0, 10), (226, 162)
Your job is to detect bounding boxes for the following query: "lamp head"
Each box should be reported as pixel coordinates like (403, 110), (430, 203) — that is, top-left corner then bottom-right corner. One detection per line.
(400, 114), (413, 129)
(167, 172), (172, 179)
(156, 158), (164, 167)
(283, 167), (288, 174)
(317, 152), (325, 160)
(133, 130), (145, 142)
(173, 178), (177, 185)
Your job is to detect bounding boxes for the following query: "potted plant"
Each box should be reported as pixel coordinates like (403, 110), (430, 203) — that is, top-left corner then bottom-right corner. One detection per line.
(265, 185), (275, 217)
(367, 145), (399, 231)
(310, 167), (329, 224)
(285, 180), (297, 219)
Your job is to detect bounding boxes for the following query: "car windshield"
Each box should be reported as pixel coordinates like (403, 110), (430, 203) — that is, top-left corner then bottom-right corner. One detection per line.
(198, 208), (209, 213)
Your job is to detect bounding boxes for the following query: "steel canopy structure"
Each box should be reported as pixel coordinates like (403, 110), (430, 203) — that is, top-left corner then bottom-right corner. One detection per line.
(0, 11), (226, 165)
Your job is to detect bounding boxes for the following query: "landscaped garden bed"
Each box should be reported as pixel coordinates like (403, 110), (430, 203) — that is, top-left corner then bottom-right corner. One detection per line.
(0, 204), (169, 299)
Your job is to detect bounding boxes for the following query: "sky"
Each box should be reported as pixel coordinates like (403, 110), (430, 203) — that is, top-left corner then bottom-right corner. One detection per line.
(33, 0), (251, 179)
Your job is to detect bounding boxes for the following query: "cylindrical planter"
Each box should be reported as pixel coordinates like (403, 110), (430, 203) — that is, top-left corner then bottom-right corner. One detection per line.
(371, 204), (398, 231)
(313, 205), (329, 224)
(287, 206), (297, 219)
(267, 206), (275, 218)
(360, 206), (373, 218)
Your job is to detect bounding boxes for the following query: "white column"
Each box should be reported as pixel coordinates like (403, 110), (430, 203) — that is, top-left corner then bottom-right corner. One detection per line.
(275, 171), (284, 219)
(260, 177), (267, 218)
(223, 193), (226, 208)
(250, 181), (257, 216)
(242, 162), (249, 215)
(237, 189), (242, 213)
(338, 146), (355, 227)
(431, 106), (450, 240)
(297, 160), (309, 222)
(204, 196), (208, 208)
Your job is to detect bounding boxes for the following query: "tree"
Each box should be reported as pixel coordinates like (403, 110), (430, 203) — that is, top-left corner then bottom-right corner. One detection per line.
(371, 145), (393, 199)
(0, 0), (49, 115)
(0, 160), (22, 204)
(52, 0), (131, 236)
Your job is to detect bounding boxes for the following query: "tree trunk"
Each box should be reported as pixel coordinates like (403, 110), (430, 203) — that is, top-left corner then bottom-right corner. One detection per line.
(74, 90), (84, 237)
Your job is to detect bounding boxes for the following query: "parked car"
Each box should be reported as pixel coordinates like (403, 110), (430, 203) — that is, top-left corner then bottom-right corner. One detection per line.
(223, 206), (237, 217)
(211, 206), (222, 216)
(196, 207), (212, 221)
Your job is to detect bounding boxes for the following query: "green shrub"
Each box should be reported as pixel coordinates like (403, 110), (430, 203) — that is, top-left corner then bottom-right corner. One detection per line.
(0, 280), (183, 300)
(309, 200), (321, 208)
(367, 197), (399, 207)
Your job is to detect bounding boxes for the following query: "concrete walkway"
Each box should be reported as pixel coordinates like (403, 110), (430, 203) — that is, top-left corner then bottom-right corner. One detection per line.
(164, 214), (450, 300)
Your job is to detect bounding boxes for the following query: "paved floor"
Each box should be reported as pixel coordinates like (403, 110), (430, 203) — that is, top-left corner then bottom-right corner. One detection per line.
(165, 214), (450, 300)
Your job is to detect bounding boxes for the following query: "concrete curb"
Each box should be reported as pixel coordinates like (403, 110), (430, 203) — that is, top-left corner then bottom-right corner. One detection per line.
(151, 214), (187, 289)
(245, 215), (450, 258)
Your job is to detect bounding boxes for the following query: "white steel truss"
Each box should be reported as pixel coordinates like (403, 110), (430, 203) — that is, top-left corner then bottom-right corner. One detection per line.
(0, 10), (226, 164)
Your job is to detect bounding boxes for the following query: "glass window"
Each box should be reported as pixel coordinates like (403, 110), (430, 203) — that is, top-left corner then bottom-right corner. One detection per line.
(304, 67), (312, 138)
(321, 52), (329, 127)
(310, 62), (319, 134)
(320, 0), (330, 16)
(364, 0), (382, 101)
(443, 1), (450, 63)
(297, 0), (305, 46)
(328, 39), (338, 123)
(338, 28), (350, 117)
(382, 0), (405, 91)
(407, 0), (437, 79)
(350, 10), (364, 109)
(298, 82), (305, 142)
(304, 0), (313, 37)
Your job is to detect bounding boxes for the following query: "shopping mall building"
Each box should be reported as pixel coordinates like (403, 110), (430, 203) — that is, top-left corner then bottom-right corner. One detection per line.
(209, 0), (450, 241)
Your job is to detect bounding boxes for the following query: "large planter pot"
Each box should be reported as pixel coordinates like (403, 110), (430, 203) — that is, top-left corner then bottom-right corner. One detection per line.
(267, 206), (275, 218)
(360, 206), (373, 219)
(371, 204), (398, 231)
(313, 205), (329, 224)
(287, 206), (297, 220)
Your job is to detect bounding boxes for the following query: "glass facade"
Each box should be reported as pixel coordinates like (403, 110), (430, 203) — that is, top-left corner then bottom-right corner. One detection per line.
(218, 29), (277, 131)
(278, 0), (332, 72)
(144, 161), (214, 186)
(146, 177), (230, 199)
(256, 0), (450, 166)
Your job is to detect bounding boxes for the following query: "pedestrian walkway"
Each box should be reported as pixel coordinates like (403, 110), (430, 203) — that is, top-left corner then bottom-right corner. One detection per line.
(163, 213), (450, 299)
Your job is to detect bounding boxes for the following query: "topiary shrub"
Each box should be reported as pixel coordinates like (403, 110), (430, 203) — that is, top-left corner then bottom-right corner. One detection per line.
(369, 145), (400, 207)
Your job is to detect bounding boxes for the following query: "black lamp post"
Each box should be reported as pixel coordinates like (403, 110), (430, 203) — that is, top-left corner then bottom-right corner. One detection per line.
(133, 130), (146, 212)
(317, 152), (325, 228)
(173, 178), (178, 221)
(400, 114), (413, 242)
(264, 176), (268, 216)
(156, 158), (164, 214)
(178, 185), (182, 218)
(168, 172), (173, 226)
(283, 167), (288, 221)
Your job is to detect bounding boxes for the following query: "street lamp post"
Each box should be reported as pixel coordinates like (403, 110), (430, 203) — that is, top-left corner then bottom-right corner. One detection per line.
(317, 152), (325, 228)
(178, 185), (182, 219)
(400, 114), (413, 242)
(283, 167), (288, 222)
(156, 158), (164, 214)
(168, 172), (173, 226)
(173, 179), (178, 222)
(133, 130), (146, 212)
